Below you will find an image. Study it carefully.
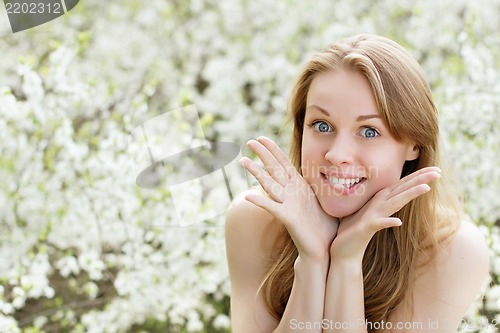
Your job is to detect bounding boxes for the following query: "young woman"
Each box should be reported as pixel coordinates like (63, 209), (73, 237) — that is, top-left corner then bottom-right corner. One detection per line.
(225, 34), (489, 333)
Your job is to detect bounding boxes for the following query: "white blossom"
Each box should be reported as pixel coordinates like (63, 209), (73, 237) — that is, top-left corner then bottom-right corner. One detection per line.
(0, 0), (498, 332)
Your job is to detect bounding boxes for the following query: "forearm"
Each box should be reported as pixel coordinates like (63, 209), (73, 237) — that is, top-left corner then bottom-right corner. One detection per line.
(323, 259), (367, 333)
(273, 256), (330, 333)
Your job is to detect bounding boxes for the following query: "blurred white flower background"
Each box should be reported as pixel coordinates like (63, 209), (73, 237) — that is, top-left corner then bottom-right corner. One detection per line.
(0, 0), (499, 332)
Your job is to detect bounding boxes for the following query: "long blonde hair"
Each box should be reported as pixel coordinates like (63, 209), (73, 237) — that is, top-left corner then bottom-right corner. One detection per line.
(260, 34), (462, 330)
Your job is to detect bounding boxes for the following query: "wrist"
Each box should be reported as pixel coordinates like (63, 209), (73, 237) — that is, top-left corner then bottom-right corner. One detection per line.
(329, 256), (363, 276)
(298, 246), (331, 265)
(294, 254), (330, 276)
(329, 240), (365, 264)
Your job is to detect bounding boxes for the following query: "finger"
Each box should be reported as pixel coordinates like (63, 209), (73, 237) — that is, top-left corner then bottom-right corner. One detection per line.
(371, 217), (402, 233)
(384, 183), (431, 215)
(246, 193), (314, 244)
(240, 157), (284, 203)
(257, 136), (298, 179)
(247, 139), (289, 186)
(400, 166), (441, 183)
(388, 167), (441, 196)
(244, 192), (286, 222)
(390, 171), (441, 197)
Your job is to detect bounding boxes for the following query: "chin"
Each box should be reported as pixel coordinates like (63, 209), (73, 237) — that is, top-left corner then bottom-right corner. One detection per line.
(321, 203), (358, 219)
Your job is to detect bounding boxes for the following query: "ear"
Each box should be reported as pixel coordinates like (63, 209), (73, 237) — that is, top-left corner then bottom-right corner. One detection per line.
(405, 144), (420, 161)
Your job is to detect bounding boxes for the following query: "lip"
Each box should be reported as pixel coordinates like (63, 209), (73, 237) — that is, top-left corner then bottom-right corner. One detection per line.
(321, 173), (366, 196)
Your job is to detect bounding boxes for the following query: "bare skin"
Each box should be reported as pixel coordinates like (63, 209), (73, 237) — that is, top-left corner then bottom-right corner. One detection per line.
(226, 137), (489, 333)
(226, 190), (489, 332)
(226, 70), (489, 333)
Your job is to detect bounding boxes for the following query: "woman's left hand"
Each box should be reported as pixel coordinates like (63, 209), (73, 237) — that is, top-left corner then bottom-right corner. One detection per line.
(329, 166), (441, 263)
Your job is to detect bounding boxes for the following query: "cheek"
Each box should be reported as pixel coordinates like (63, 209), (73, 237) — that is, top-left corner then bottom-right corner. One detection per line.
(301, 139), (321, 174)
(370, 155), (407, 188)
(301, 154), (318, 184)
(360, 146), (397, 178)
(377, 168), (401, 189)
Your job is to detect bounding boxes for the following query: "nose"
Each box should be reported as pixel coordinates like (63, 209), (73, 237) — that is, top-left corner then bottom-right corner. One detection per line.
(324, 135), (356, 166)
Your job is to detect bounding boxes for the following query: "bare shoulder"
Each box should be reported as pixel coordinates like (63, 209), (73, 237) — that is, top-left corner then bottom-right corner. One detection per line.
(225, 187), (281, 332)
(440, 219), (490, 278)
(402, 220), (491, 332)
(421, 219), (490, 301)
(439, 220), (490, 302)
(225, 187), (281, 264)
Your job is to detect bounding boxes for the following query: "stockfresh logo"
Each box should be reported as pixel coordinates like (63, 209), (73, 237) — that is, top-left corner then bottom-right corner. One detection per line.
(4, 0), (79, 33)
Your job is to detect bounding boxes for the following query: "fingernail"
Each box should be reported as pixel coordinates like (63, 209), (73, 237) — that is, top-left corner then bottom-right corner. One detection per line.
(239, 157), (245, 166)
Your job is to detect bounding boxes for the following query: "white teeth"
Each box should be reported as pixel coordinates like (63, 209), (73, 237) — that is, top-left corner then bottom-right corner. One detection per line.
(325, 175), (363, 188)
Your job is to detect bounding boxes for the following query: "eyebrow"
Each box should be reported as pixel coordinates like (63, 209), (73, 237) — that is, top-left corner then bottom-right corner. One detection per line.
(306, 105), (381, 122)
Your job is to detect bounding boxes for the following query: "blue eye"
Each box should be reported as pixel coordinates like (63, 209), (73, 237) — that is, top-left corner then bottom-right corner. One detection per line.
(360, 127), (379, 138)
(312, 121), (332, 133)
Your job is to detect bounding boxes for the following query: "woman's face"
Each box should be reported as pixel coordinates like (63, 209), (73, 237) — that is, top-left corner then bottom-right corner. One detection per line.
(301, 70), (419, 218)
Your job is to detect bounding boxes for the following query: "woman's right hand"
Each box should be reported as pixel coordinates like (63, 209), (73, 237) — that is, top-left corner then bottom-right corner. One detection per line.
(239, 136), (339, 262)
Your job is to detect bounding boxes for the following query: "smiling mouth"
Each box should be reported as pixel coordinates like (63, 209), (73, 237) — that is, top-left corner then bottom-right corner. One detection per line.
(323, 174), (367, 189)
